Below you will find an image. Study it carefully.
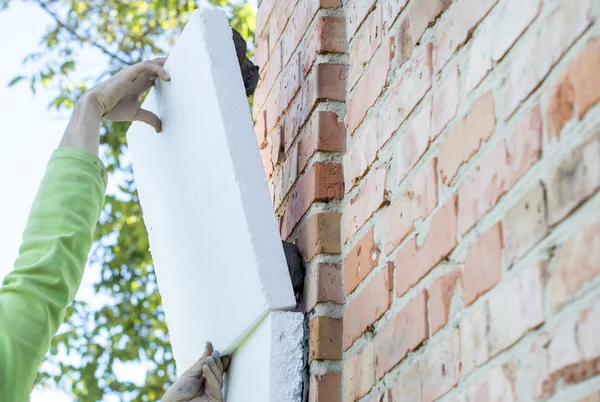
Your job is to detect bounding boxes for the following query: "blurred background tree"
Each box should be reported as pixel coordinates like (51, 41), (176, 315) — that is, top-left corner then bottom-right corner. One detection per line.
(1, 0), (256, 400)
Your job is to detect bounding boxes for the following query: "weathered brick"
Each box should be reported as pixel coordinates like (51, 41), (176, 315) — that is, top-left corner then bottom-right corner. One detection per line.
(503, 0), (592, 118)
(303, 16), (347, 76)
(387, 99), (432, 185)
(348, 39), (393, 135)
(309, 373), (341, 402)
(254, 44), (282, 118)
(549, 220), (600, 309)
(256, 0), (278, 37)
(544, 136), (600, 226)
(346, 0), (378, 41)
(381, 0), (409, 31)
(389, 361), (422, 402)
(546, 37), (600, 140)
(298, 111), (346, 174)
(280, 162), (344, 240)
(267, 0), (298, 54)
(304, 263), (344, 312)
(301, 64), (347, 128)
(379, 158), (438, 255)
(393, 0), (452, 65)
(309, 316), (342, 362)
(465, 0), (542, 93)
(255, 110), (268, 150)
(438, 92), (496, 185)
(343, 166), (388, 243)
(459, 106), (542, 234)
(460, 301), (489, 376)
(344, 227), (380, 295)
(433, 0), (499, 73)
(462, 362), (518, 402)
(295, 212), (341, 262)
(269, 145), (298, 209)
(503, 183), (548, 267)
(263, 55), (301, 133)
(462, 223), (503, 306)
(429, 270), (460, 334)
(349, 6), (383, 90)
(343, 342), (376, 402)
(488, 261), (545, 356)
(377, 45), (433, 147)
(344, 114), (378, 191)
(431, 66), (460, 138)
(396, 196), (458, 297)
(375, 291), (429, 379)
(420, 327), (461, 402)
(343, 266), (392, 350)
(532, 301), (600, 398)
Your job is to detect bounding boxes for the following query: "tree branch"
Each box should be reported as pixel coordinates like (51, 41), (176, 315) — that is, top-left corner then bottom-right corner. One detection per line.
(35, 0), (133, 66)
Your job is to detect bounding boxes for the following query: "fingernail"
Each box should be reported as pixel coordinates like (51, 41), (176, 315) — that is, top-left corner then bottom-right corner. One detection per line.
(166, 73), (171, 81)
(213, 351), (220, 359)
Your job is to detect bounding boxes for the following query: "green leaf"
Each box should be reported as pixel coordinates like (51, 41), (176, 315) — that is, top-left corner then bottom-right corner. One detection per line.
(7, 75), (25, 87)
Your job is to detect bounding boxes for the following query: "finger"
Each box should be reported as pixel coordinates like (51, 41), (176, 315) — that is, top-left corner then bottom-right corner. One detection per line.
(182, 342), (213, 378)
(222, 355), (232, 372)
(134, 108), (162, 133)
(152, 57), (167, 66)
(141, 59), (170, 81)
(206, 356), (223, 386)
(213, 351), (224, 373)
(203, 364), (223, 396)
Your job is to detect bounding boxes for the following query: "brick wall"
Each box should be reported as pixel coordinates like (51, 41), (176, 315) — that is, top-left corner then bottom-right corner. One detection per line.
(253, 0), (600, 400)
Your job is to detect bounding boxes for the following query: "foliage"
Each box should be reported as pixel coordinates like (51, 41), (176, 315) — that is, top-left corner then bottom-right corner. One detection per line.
(3, 0), (256, 400)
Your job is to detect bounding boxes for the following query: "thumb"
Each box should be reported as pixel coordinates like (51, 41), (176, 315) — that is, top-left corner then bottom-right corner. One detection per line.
(134, 108), (162, 133)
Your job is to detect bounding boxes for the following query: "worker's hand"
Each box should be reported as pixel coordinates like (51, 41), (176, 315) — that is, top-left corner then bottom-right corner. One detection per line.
(162, 342), (231, 402)
(82, 58), (170, 133)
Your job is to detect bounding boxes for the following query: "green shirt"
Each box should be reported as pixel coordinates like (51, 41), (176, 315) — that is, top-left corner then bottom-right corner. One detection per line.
(0, 148), (107, 402)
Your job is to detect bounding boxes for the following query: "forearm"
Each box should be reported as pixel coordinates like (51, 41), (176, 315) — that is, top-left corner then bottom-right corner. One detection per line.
(59, 95), (103, 156)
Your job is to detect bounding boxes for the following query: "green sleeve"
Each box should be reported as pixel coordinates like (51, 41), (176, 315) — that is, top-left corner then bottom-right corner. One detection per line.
(0, 147), (107, 402)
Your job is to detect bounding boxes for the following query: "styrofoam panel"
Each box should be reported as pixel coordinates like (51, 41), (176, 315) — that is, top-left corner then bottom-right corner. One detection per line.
(224, 312), (304, 402)
(126, 6), (295, 371)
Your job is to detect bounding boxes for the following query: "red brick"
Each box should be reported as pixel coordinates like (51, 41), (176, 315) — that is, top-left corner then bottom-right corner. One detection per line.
(387, 100), (432, 185)
(301, 63), (347, 125)
(389, 361), (422, 402)
(465, 0), (541, 93)
(502, 0), (592, 118)
(343, 266), (393, 350)
(298, 112), (346, 174)
(269, 145), (298, 209)
(309, 316), (342, 362)
(431, 66), (460, 138)
(379, 158), (438, 255)
(348, 39), (393, 135)
(375, 291), (429, 379)
(263, 55), (301, 133)
(488, 261), (545, 356)
(461, 223), (503, 306)
(531, 300), (600, 398)
(349, 6), (383, 90)
(280, 92), (307, 152)
(463, 362), (518, 402)
(280, 162), (344, 240)
(429, 270), (460, 334)
(381, 0), (409, 31)
(460, 302), (489, 376)
(438, 92), (496, 185)
(344, 114), (378, 191)
(309, 373), (341, 402)
(256, 0), (277, 37)
(549, 220), (600, 309)
(303, 16), (347, 76)
(544, 135), (600, 226)
(377, 45), (433, 147)
(254, 45), (282, 119)
(343, 166), (388, 244)
(344, 227), (380, 295)
(420, 327), (461, 402)
(396, 195), (458, 297)
(344, 342), (376, 401)
(546, 37), (600, 140)
(267, 0), (298, 54)
(304, 263), (344, 312)
(433, 0), (499, 74)
(346, 0), (377, 41)
(255, 110), (268, 150)
(281, 0), (318, 66)
(294, 212), (341, 262)
(503, 183), (548, 267)
(458, 106), (542, 234)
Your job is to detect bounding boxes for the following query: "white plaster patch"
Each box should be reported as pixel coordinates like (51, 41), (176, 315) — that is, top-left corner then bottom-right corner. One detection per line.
(224, 312), (305, 402)
(126, 6), (296, 372)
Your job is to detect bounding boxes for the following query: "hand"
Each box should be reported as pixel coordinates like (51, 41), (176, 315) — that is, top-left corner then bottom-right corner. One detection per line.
(84, 57), (170, 133)
(162, 342), (231, 402)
